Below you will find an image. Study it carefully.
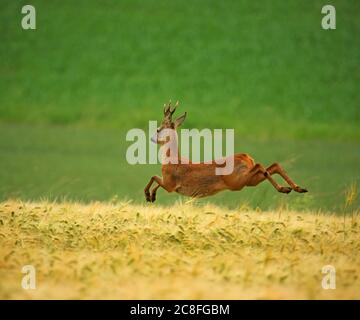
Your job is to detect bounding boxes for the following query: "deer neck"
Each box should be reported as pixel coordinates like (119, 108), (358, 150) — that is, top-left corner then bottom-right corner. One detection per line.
(160, 131), (180, 165)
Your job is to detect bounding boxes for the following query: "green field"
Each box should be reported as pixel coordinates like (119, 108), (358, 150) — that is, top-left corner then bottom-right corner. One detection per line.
(1, 0), (359, 211)
(1, 123), (359, 212)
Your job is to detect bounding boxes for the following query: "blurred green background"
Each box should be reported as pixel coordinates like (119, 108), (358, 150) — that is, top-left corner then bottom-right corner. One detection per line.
(1, 0), (359, 211)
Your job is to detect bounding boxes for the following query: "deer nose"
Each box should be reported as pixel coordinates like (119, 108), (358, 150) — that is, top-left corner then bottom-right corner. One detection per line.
(151, 135), (157, 143)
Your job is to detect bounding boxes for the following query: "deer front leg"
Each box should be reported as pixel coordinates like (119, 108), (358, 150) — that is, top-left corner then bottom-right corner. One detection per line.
(144, 176), (156, 202)
(150, 184), (160, 202)
(144, 175), (175, 202)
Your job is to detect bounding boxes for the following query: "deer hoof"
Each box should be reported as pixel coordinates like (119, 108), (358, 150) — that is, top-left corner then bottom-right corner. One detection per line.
(145, 191), (151, 202)
(279, 187), (292, 194)
(150, 194), (156, 202)
(294, 186), (308, 193)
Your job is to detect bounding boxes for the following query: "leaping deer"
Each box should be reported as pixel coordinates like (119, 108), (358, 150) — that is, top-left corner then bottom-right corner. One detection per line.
(144, 101), (307, 202)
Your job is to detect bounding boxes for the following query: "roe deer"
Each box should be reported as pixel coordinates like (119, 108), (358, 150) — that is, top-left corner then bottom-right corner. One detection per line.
(144, 101), (307, 202)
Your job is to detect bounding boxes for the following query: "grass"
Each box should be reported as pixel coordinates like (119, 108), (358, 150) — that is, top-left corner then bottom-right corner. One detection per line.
(0, 200), (359, 299)
(0, 1), (359, 210)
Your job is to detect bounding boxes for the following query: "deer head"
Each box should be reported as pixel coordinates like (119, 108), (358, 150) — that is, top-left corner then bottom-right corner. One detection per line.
(151, 100), (187, 144)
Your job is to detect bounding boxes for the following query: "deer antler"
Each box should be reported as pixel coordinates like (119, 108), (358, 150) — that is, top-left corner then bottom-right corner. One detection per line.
(170, 100), (179, 116)
(163, 100), (171, 115)
(163, 100), (179, 118)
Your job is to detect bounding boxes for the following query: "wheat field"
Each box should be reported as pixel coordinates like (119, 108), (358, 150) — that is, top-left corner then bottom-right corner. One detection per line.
(0, 199), (359, 299)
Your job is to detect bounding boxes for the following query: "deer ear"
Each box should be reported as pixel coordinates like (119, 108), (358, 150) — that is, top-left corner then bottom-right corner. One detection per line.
(174, 112), (187, 128)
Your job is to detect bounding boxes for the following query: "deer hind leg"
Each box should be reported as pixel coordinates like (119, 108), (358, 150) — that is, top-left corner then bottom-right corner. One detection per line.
(246, 163), (292, 194)
(267, 163), (308, 193)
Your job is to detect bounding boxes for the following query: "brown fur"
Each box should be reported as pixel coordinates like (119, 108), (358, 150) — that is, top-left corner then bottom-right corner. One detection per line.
(144, 102), (307, 202)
